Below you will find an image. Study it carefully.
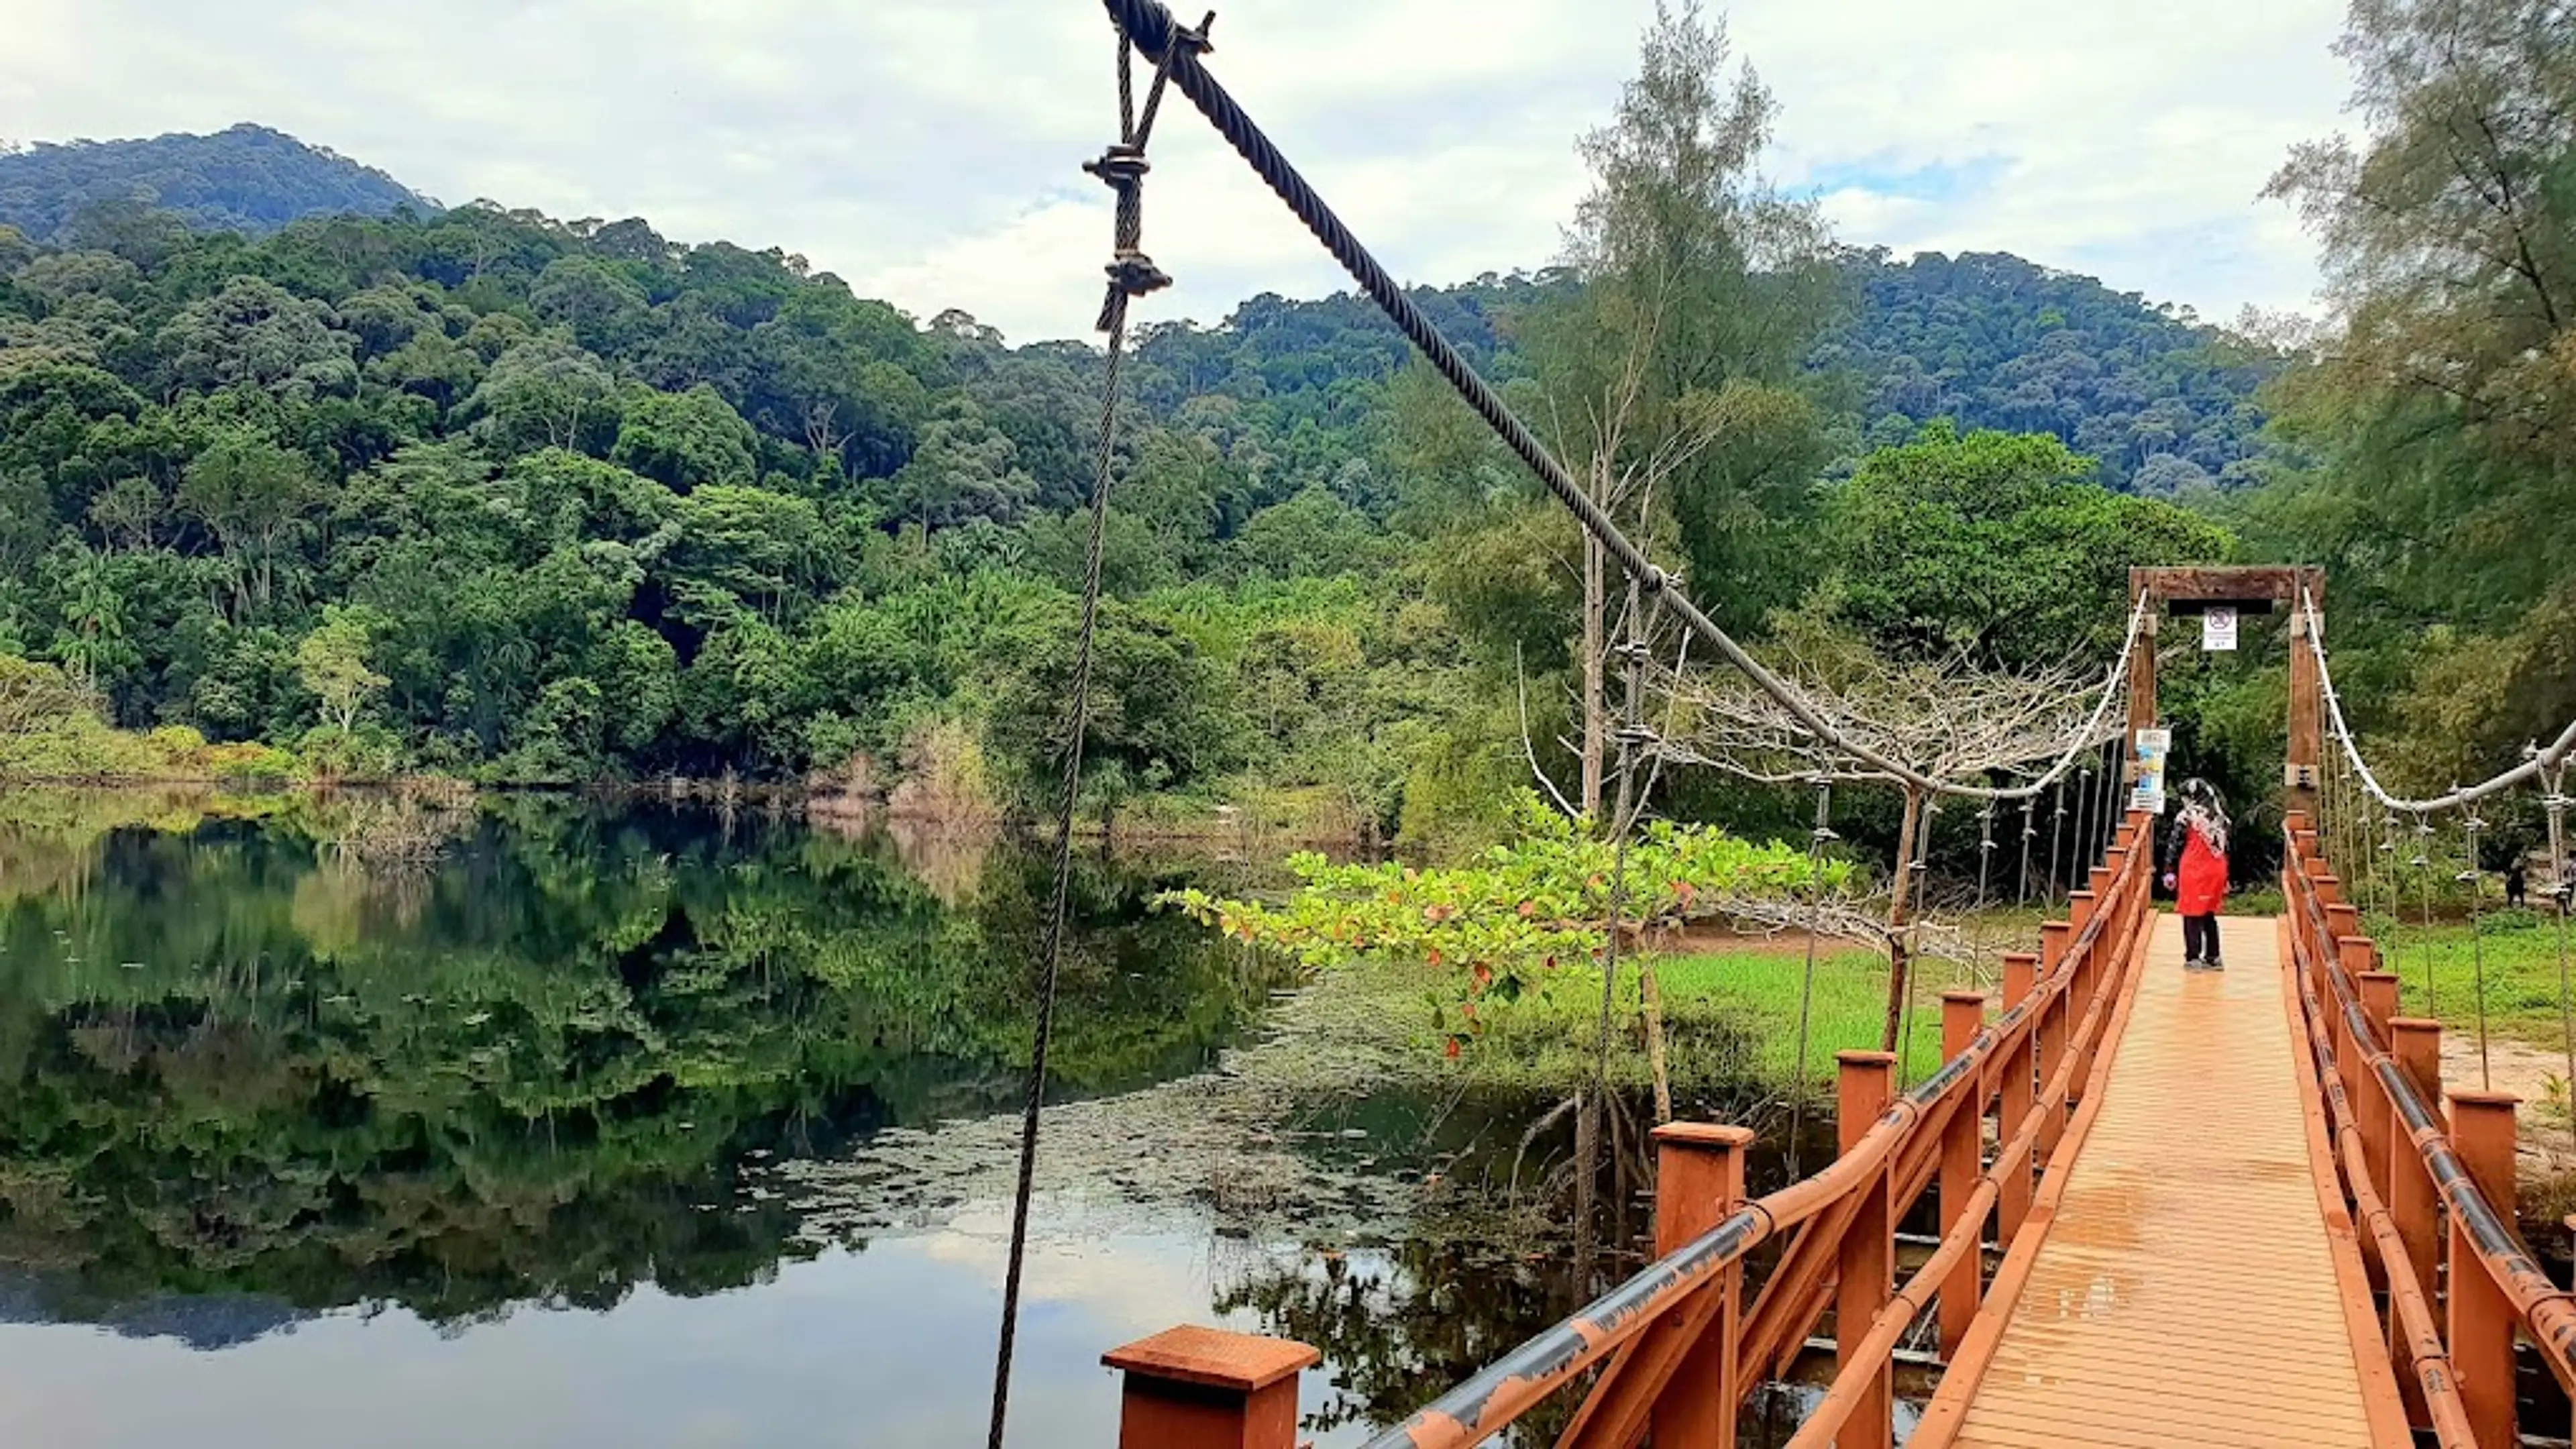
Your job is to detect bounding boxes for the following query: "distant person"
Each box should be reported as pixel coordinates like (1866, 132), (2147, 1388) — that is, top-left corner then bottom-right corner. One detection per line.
(2161, 778), (2231, 971)
(2505, 859), (2528, 910)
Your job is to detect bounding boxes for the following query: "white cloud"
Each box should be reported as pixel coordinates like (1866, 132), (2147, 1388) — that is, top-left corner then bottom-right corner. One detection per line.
(0, 0), (2353, 339)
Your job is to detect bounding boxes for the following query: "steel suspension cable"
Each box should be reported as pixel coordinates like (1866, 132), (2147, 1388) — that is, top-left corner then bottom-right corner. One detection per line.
(1896, 800), (1936, 1084)
(2068, 763), (2095, 903)
(2046, 779), (2067, 903)
(2461, 805), (2493, 1091)
(2413, 814), (2440, 1018)
(1974, 800), (1996, 989)
(988, 25), (1191, 1448)
(2015, 797), (2036, 912)
(2094, 741), (2112, 865)
(1786, 780), (1835, 1180)
(1595, 581), (1662, 1120)
(1094, 0), (2143, 805)
(2545, 768), (2573, 1150)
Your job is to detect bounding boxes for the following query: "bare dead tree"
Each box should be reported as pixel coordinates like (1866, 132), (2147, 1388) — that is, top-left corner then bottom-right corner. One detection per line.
(1652, 619), (2122, 1051)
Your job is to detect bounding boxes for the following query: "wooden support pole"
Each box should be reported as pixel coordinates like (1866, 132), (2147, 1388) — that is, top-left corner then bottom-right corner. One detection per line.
(2357, 970), (2398, 1195)
(2447, 1090), (2521, 1449)
(1939, 991), (1987, 1362)
(1998, 953), (2039, 1242)
(2126, 571), (2158, 751)
(2288, 585), (2322, 823)
(2351, 970), (2402, 1296)
(1837, 1051), (1898, 1449)
(1104, 1327), (1320, 1449)
(2387, 1016), (2443, 1428)
(1646, 1124), (1753, 1449)
(2037, 925), (2072, 1159)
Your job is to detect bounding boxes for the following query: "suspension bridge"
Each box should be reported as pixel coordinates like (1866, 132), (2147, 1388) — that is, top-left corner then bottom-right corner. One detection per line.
(984, 3), (2576, 1445)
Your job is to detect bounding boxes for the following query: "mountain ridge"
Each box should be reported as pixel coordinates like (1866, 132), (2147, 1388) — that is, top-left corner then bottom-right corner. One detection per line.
(0, 122), (436, 246)
(0, 123), (2267, 492)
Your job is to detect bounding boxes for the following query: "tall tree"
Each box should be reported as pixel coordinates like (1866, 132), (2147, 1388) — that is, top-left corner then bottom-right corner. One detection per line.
(1514, 0), (1845, 816)
(2260, 0), (2576, 781)
(179, 427), (319, 616)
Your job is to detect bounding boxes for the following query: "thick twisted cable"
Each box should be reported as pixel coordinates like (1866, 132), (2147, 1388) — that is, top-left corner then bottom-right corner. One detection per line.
(2302, 588), (2576, 814)
(1098, 0), (2139, 804)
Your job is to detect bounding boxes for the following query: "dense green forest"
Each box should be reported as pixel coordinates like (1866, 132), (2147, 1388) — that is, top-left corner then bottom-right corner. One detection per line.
(1822, 249), (2271, 492)
(0, 123), (434, 245)
(0, 164), (2249, 838)
(0, 0), (2561, 861)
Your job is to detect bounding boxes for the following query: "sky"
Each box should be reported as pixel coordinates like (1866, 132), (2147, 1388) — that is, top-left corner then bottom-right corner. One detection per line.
(0, 0), (2357, 344)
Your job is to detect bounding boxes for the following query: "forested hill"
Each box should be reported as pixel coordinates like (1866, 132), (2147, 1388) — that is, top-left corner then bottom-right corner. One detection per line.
(0, 125), (434, 245)
(1821, 249), (2269, 494)
(1136, 254), (2269, 496)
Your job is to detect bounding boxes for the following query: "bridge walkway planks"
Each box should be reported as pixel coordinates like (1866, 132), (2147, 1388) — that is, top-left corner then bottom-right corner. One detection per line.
(1940, 914), (2410, 1449)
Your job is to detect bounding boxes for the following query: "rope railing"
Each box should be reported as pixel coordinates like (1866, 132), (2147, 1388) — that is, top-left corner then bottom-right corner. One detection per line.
(1083, 818), (2158, 1449)
(2282, 819), (2576, 1448)
(2300, 588), (2576, 816)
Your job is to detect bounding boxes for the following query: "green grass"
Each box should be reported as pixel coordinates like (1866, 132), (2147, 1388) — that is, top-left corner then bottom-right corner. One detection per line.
(2372, 910), (2576, 1047)
(1647, 951), (1952, 1091)
(1288, 945), (1962, 1099)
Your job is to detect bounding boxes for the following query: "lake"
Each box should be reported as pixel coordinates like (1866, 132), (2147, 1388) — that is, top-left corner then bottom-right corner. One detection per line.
(0, 790), (1712, 1448)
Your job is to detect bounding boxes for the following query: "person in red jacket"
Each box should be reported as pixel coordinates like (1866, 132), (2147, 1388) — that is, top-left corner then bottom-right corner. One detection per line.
(2162, 779), (2231, 970)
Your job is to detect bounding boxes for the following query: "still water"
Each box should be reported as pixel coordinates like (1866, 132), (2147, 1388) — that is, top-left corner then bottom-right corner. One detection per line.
(0, 791), (1633, 1448)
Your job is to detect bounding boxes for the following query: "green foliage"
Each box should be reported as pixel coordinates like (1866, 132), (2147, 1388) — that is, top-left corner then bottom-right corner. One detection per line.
(1819, 250), (2274, 491)
(2248, 0), (2576, 795)
(0, 117), (2288, 832)
(1821, 421), (2235, 665)
(1165, 794), (1847, 1053)
(292, 604), (386, 733)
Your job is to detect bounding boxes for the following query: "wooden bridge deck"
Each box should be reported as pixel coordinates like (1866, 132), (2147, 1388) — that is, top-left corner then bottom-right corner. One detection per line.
(1946, 914), (2406, 1448)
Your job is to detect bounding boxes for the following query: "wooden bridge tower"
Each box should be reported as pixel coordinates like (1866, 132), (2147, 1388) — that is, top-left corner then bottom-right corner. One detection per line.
(2126, 565), (2329, 821)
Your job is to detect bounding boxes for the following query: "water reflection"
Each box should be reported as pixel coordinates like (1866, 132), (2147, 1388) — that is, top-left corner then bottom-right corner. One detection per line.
(0, 789), (1766, 1447)
(0, 792), (1269, 1328)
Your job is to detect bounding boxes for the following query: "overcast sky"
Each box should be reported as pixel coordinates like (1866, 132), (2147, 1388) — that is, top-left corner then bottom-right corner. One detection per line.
(2, 0), (2355, 343)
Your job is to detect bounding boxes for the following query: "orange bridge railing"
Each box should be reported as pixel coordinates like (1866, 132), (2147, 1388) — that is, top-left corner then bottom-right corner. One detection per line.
(1099, 814), (2158, 1449)
(2283, 816), (2576, 1449)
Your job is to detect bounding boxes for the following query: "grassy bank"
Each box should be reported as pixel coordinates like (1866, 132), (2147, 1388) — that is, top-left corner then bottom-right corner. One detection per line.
(1265, 943), (1966, 1101)
(2371, 910), (2576, 1048)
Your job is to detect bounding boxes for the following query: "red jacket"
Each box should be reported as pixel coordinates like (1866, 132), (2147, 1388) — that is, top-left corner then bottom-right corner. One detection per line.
(2176, 822), (2229, 915)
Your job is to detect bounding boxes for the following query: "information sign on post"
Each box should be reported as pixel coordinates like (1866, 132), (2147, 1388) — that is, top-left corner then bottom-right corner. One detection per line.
(2202, 606), (2239, 652)
(2132, 727), (2171, 815)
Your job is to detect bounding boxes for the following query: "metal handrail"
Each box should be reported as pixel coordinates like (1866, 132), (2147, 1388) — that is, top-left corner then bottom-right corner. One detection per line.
(1360, 823), (2152, 1449)
(2284, 826), (2576, 1407)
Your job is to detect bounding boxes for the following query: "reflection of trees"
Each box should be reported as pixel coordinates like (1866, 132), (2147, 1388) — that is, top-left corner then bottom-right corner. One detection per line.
(0, 798), (1265, 1332)
(1218, 1238), (1588, 1444)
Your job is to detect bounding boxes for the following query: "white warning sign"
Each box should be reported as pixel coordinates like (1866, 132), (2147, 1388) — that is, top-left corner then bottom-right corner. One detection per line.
(2202, 606), (2239, 652)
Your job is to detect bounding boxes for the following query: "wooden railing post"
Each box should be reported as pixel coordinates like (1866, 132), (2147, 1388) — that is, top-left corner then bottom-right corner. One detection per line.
(1837, 1051), (1898, 1449)
(2037, 924), (2072, 1157)
(2387, 1016), (2443, 1428)
(2356, 969), (2399, 1207)
(2448, 1090), (2522, 1449)
(1998, 953), (2039, 1241)
(1650, 1122), (1754, 1449)
(1104, 1327), (1320, 1449)
(1939, 990), (1987, 1362)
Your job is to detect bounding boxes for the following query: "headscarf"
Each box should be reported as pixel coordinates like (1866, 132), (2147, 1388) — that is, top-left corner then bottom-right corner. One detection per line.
(2177, 777), (2229, 855)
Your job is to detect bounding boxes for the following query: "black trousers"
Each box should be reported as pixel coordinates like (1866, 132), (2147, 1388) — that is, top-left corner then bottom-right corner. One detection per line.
(2182, 914), (2220, 963)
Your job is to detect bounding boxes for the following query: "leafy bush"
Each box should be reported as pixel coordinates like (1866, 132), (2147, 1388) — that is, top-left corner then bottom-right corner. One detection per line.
(1165, 794), (1849, 1053)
